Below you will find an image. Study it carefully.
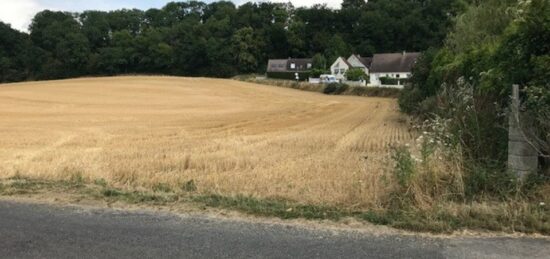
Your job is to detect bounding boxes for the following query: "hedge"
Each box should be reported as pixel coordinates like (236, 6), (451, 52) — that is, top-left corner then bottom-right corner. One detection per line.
(380, 77), (409, 85)
(267, 71), (310, 81)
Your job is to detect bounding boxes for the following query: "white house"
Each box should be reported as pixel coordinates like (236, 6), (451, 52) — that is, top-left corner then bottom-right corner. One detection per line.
(346, 54), (372, 75)
(330, 55), (372, 82)
(330, 57), (351, 81)
(369, 52), (420, 88)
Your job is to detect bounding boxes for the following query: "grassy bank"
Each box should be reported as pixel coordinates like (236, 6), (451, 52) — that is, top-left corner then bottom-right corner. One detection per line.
(234, 75), (401, 98)
(1, 177), (548, 235)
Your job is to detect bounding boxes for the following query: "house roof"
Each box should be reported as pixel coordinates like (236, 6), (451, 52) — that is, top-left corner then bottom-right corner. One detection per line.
(332, 57), (352, 68)
(347, 54), (373, 69)
(340, 57), (353, 67)
(286, 58), (313, 71)
(357, 57), (373, 68)
(267, 58), (313, 72)
(370, 52), (420, 73)
(267, 59), (289, 72)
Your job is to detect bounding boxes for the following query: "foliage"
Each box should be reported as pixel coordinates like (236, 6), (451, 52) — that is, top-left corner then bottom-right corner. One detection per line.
(0, 22), (33, 82)
(309, 69), (327, 78)
(399, 0), (550, 202)
(311, 53), (327, 70)
(0, 0), (464, 83)
(379, 77), (408, 85)
(390, 145), (416, 188)
(344, 68), (367, 81)
(231, 27), (261, 73)
(323, 83), (349, 95)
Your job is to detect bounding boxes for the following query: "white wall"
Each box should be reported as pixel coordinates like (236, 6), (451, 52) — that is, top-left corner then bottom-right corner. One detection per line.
(369, 72), (411, 88)
(346, 55), (369, 75)
(330, 57), (350, 81)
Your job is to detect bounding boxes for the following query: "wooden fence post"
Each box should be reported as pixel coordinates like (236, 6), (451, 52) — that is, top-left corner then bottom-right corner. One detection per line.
(508, 84), (538, 179)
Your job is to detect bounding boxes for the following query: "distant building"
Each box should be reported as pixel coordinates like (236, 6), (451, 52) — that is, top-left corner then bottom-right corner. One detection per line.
(369, 52), (420, 88)
(266, 58), (313, 80)
(346, 54), (372, 75)
(330, 55), (372, 82)
(266, 52), (420, 87)
(330, 57), (352, 81)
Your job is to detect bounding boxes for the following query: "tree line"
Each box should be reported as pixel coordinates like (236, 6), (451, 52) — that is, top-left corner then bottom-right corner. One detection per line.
(0, 0), (465, 83)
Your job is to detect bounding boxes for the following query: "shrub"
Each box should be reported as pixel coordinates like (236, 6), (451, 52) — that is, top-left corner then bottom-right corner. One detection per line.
(309, 68), (327, 78)
(391, 145), (416, 188)
(398, 85), (423, 114)
(182, 180), (197, 192)
(323, 83), (348, 95)
(380, 77), (408, 85)
(345, 68), (368, 81)
(153, 183), (172, 193)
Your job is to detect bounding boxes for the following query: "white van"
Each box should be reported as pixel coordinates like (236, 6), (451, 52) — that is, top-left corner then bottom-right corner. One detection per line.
(320, 74), (338, 84)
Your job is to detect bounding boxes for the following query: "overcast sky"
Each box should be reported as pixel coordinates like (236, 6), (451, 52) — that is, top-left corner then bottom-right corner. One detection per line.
(0, 0), (343, 32)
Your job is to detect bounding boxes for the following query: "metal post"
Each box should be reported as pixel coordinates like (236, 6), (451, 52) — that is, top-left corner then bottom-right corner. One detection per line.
(507, 84), (538, 179)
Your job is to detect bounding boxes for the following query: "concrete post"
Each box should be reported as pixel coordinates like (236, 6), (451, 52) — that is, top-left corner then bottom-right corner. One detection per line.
(508, 85), (538, 179)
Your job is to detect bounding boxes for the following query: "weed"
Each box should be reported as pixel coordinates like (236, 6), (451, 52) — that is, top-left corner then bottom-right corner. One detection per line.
(193, 194), (345, 220)
(94, 178), (108, 187)
(153, 183), (172, 193)
(102, 188), (122, 197)
(391, 145), (416, 188)
(181, 180), (197, 192)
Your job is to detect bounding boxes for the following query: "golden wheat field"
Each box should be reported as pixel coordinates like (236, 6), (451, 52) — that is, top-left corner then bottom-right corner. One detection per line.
(0, 76), (413, 208)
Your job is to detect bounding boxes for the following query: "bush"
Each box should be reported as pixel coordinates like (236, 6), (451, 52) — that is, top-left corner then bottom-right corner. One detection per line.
(391, 146), (416, 188)
(345, 68), (368, 81)
(348, 87), (401, 98)
(398, 85), (423, 114)
(323, 83), (349, 95)
(380, 77), (408, 85)
(309, 68), (328, 78)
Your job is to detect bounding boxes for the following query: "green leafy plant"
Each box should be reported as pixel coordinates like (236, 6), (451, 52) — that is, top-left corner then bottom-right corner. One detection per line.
(344, 68), (368, 81)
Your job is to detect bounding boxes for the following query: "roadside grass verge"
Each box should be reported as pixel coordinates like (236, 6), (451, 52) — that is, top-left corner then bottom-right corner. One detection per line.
(234, 75), (401, 98)
(1, 177), (548, 235)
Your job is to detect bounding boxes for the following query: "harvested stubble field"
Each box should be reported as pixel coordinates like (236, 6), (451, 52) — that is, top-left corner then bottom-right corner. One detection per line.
(0, 76), (412, 208)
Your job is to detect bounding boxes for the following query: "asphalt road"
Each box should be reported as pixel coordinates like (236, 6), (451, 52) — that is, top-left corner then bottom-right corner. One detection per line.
(0, 201), (548, 259)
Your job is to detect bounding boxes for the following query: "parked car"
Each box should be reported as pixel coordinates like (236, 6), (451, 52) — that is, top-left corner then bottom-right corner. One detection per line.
(320, 74), (338, 84)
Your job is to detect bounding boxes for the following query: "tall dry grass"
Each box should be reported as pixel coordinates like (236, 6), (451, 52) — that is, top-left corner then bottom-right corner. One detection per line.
(0, 76), (413, 209)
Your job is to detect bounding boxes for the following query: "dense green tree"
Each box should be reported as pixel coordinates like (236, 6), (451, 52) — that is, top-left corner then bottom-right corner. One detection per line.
(1, 0), (465, 82)
(324, 35), (350, 63)
(80, 11), (110, 51)
(107, 9), (144, 36)
(231, 27), (261, 73)
(312, 54), (328, 70)
(29, 10), (90, 78)
(0, 22), (33, 82)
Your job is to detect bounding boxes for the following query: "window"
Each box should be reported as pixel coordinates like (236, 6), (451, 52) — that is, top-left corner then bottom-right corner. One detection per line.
(396, 74), (400, 78)
(334, 69), (339, 74)
(340, 69), (346, 74)
(290, 63), (296, 69)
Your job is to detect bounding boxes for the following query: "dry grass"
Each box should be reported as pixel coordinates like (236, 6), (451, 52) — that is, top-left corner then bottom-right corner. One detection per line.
(0, 76), (412, 209)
